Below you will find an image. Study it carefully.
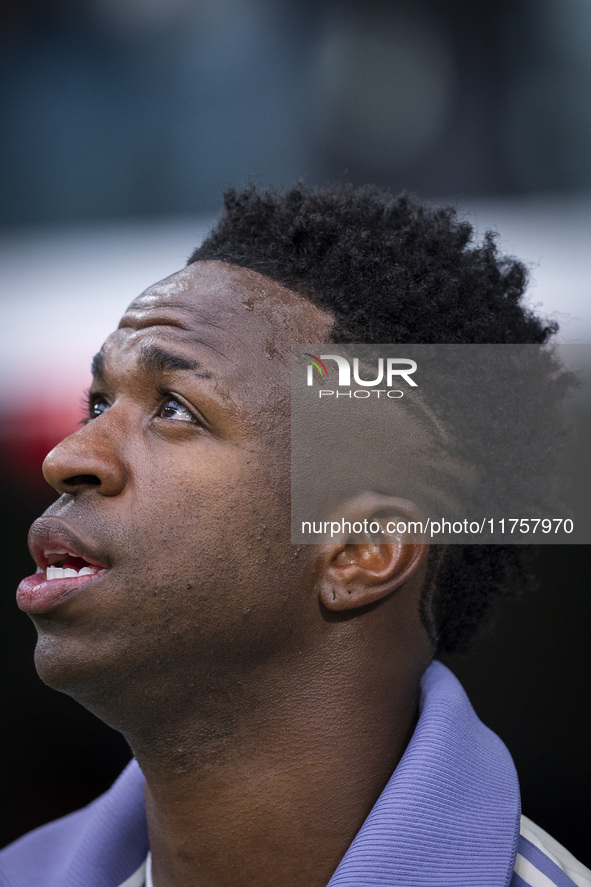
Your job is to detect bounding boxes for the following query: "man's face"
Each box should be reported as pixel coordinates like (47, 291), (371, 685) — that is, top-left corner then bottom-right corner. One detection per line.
(18, 261), (333, 730)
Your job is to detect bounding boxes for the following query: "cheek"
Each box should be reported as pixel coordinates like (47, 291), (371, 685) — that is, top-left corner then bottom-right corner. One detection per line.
(131, 442), (292, 548)
(124, 446), (297, 612)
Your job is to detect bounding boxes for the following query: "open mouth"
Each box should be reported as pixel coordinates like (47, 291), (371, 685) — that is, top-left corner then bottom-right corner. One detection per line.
(18, 521), (112, 614)
(42, 551), (107, 581)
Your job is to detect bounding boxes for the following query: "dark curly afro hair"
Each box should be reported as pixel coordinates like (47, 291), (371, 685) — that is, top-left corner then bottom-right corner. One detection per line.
(189, 182), (559, 654)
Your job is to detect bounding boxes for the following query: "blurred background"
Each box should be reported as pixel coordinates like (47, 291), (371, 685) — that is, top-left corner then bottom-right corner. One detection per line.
(1, 0), (590, 868)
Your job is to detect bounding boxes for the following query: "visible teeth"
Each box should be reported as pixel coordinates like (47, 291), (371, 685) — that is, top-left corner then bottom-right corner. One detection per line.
(44, 550), (68, 563)
(46, 565), (100, 580)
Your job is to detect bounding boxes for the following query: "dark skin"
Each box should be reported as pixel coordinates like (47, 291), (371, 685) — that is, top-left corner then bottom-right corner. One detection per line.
(25, 261), (434, 887)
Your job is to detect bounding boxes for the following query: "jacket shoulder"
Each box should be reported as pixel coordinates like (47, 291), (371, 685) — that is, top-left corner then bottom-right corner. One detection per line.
(0, 761), (148, 887)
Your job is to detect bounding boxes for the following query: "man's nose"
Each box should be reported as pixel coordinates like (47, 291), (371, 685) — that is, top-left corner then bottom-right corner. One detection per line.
(42, 418), (128, 497)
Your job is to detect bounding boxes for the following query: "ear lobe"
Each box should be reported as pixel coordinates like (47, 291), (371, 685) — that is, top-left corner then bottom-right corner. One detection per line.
(317, 495), (428, 613)
(319, 539), (424, 612)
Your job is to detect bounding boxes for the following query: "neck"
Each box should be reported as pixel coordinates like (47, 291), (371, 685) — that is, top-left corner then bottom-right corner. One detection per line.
(129, 619), (430, 887)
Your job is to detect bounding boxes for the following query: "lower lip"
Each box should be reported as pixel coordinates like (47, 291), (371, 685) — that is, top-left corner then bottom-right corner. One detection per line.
(16, 570), (109, 614)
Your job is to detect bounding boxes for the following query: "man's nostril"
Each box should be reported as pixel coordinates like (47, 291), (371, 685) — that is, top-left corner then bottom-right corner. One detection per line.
(64, 475), (102, 487)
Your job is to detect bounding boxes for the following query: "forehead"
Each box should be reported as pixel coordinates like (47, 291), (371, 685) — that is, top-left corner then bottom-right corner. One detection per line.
(123, 260), (331, 341)
(102, 260), (333, 412)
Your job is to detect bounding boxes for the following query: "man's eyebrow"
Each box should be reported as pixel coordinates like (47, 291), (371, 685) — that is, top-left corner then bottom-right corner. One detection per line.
(91, 352), (105, 380)
(138, 343), (213, 378)
(90, 344), (215, 382)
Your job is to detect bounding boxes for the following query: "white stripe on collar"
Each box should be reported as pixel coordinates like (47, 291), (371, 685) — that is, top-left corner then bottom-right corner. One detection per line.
(116, 858), (146, 887)
(145, 852), (153, 887)
(517, 817), (591, 887)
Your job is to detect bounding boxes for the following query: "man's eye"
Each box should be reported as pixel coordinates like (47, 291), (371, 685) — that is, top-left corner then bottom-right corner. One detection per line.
(159, 398), (195, 422)
(83, 395), (110, 422)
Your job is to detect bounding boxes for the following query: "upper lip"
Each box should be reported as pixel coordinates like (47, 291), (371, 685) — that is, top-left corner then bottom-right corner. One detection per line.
(28, 517), (111, 571)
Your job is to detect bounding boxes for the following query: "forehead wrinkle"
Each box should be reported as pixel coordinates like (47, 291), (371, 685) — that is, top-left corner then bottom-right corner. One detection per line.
(120, 307), (240, 368)
(130, 290), (287, 354)
(126, 286), (301, 367)
(119, 312), (193, 332)
(123, 296), (237, 332)
(184, 305), (294, 369)
(170, 306), (252, 357)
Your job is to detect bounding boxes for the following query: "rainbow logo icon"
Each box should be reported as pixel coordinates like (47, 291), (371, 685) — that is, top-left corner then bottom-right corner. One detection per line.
(303, 353), (328, 379)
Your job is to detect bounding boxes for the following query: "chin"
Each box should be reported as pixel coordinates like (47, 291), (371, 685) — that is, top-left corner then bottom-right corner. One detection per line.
(35, 633), (95, 691)
(32, 630), (127, 718)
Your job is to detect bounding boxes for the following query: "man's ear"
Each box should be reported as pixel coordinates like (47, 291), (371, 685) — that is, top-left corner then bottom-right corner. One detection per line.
(317, 493), (428, 613)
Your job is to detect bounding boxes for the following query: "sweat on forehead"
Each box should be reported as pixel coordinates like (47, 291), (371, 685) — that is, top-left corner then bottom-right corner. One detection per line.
(123, 260), (335, 344)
